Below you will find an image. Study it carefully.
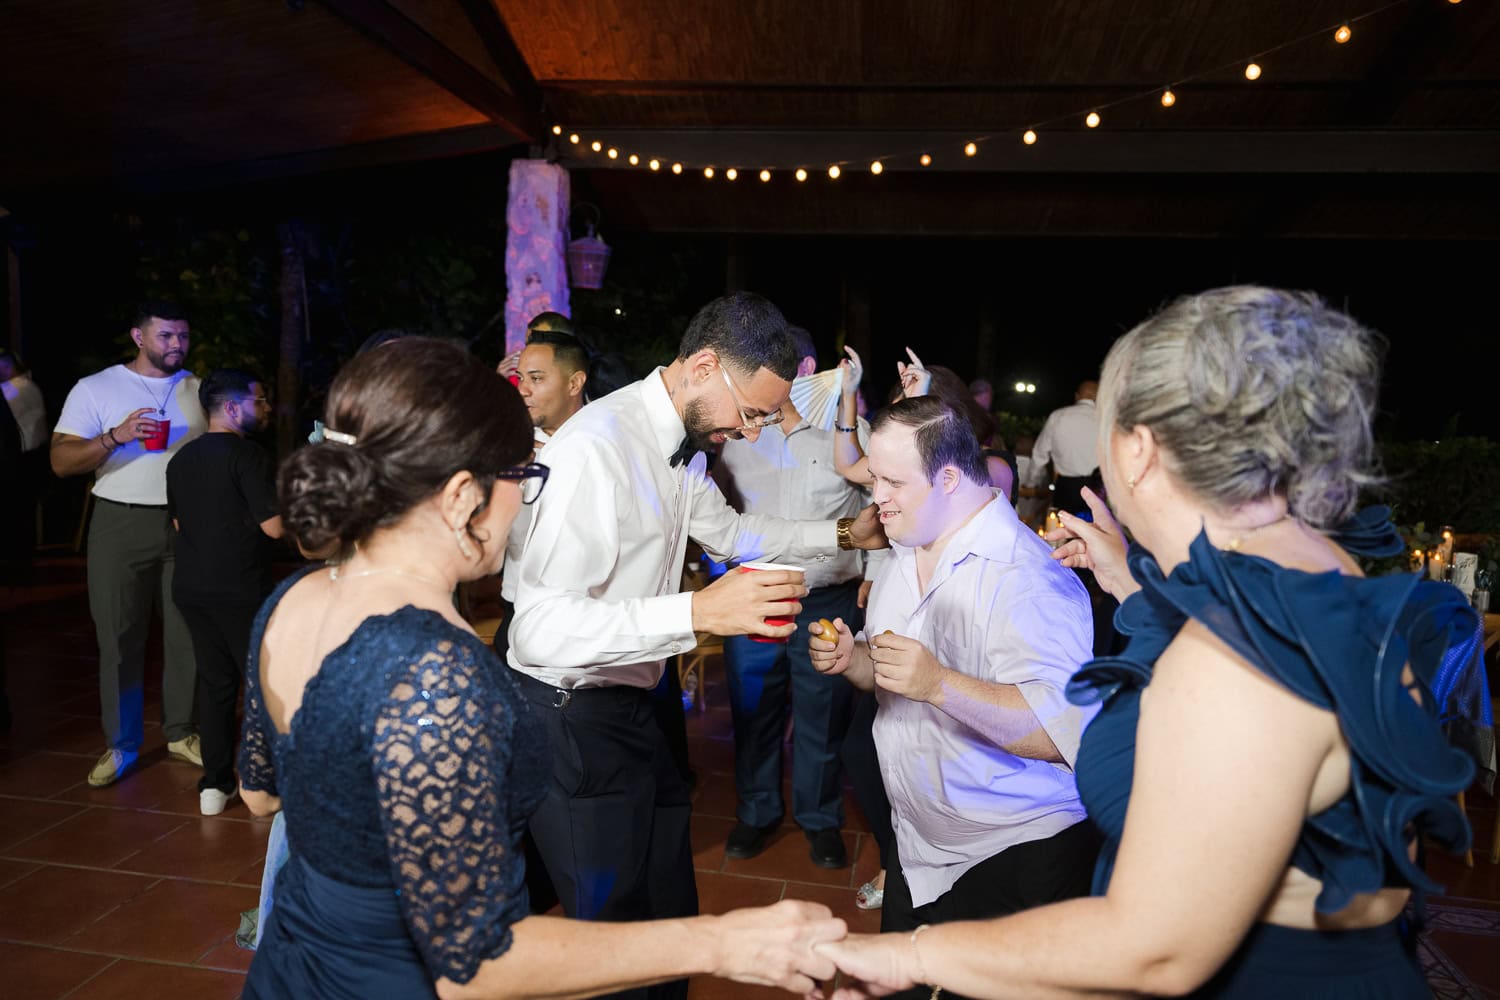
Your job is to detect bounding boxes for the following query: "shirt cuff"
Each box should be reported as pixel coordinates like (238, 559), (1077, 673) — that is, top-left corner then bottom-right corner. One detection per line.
(643, 590), (698, 647)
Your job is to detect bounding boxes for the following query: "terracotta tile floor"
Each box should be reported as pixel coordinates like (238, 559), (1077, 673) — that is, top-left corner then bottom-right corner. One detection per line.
(2, 557), (1497, 998)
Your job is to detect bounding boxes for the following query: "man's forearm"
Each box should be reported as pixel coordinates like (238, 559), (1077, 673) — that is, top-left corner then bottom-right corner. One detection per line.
(933, 669), (1064, 763)
(50, 433), (113, 477)
(840, 641), (877, 691)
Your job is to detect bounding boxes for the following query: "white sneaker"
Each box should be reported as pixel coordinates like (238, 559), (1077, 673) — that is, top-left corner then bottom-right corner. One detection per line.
(199, 787), (238, 816)
(166, 734), (203, 767)
(87, 748), (139, 788)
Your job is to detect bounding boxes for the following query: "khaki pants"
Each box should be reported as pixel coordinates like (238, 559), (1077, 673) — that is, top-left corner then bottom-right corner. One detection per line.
(86, 499), (197, 752)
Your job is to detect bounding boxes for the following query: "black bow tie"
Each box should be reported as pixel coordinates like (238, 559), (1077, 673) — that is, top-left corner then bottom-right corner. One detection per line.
(668, 435), (699, 468)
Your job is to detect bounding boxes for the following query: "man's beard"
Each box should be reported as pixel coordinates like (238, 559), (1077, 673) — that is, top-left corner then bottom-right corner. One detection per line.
(682, 396), (740, 451)
(146, 347), (185, 374)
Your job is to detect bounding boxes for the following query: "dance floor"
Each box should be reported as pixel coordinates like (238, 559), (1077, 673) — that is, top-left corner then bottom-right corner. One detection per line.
(1, 557), (1495, 999)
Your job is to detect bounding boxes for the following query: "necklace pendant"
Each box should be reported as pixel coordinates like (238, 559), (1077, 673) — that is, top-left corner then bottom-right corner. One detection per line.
(159, 407), (167, 416)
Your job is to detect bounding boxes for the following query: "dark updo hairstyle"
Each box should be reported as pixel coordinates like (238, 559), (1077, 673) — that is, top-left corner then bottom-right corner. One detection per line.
(280, 337), (532, 561)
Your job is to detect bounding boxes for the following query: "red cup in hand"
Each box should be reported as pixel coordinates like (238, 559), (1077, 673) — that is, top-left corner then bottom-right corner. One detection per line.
(142, 418), (171, 451)
(738, 561), (804, 644)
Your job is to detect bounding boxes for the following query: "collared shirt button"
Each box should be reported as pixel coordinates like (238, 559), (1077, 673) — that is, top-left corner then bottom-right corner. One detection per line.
(669, 642), (683, 654)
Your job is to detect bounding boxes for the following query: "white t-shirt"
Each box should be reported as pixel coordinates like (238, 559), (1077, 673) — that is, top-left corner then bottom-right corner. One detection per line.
(54, 364), (207, 505)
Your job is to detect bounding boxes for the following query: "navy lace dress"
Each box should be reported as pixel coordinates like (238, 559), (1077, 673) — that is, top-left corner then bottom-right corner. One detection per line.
(239, 567), (548, 999)
(1067, 509), (1475, 998)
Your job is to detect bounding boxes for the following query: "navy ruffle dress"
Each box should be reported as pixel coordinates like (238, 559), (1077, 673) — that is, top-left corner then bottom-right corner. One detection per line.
(1068, 508), (1474, 997)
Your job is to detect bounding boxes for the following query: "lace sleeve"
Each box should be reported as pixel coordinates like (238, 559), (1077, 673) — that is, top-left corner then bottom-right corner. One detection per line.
(372, 636), (528, 985)
(237, 625), (278, 794)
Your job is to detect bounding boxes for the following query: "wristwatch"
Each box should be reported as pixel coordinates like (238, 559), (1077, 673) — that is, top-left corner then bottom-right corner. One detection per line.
(836, 516), (855, 550)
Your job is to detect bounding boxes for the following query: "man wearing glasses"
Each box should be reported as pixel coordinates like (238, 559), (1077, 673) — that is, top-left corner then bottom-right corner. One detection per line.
(166, 369), (282, 815)
(508, 293), (886, 1000)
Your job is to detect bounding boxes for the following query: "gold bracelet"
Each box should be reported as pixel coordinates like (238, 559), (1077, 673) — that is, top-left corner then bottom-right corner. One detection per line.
(910, 924), (941, 1000)
(836, 516), (855, 550)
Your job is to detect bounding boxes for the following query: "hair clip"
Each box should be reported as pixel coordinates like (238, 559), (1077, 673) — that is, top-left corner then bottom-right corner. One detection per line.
(323, 428), (358, 446)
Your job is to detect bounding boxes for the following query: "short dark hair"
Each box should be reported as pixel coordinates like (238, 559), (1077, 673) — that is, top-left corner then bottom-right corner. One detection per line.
(526, 329), (589, 379)
(527, 311), (573, 336)
(134, 299), (187, 329)
(677, 293), (798, 381)
(787, 325), (816, 366)
(870, 396), (989, 486)
(280, 338), (532, 561)
(357, 328), (416, 354)
(199, 368), (262, 414)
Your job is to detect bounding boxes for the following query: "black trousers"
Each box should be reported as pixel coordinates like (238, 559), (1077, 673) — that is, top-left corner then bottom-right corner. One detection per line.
(516, 671), (698, 1000)
(841, 690), (894, 863)
(1051, 474), (1099, 517)
(178, 602), (258, 793)
(881, 820), (1101, 1000)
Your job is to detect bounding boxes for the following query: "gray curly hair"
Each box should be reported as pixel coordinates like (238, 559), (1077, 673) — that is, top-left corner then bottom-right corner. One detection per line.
(1099, 286), (1383, 529)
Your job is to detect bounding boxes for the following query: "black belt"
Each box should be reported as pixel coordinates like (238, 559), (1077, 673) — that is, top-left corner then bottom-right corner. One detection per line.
(511, 668), (650, 711)
(96, 496), (169, 511)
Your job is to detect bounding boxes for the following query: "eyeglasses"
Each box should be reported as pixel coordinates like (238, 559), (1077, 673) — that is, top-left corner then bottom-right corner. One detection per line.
(496, 462), (550, 505)
(719, 365), (784, 431)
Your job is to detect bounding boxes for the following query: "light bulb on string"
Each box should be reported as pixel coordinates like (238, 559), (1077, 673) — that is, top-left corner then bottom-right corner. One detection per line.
(1245, 62), (1262, 80)
(628, 153), (639, 165)
(649, 159), (660, 171)
(828, 164), (841, 179)
(870, 160), (883, 175)
(1022, 129), (1037, 145)
(919, 154), (932, 166)
(725, 168), (738, 181)
(795, 168), (808, 182)
(1085, 111), (1101, 128)
(1160, 88), (1176, 107)
(551, 125), (562, 135)
(759, 169), (771, 182)
(1334, 24), (1352, 43)
(569, 133), (580, 144)
(703, 166), (715, 179)
(606, 147), (618, 159)
(671, 162), (683, 174)
(591, 140), (602, 152)
(964, 141), (978, 157)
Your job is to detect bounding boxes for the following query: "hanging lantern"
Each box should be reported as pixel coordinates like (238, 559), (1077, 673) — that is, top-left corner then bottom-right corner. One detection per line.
(566, 203), (612, 290)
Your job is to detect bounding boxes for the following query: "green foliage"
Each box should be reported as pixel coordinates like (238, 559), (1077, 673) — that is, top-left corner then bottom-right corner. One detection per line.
(1373, 437), (1500, 533)
(569, 236), (715, 378)
(993, 410), (1044, 447)
(131, 225), (275, 377)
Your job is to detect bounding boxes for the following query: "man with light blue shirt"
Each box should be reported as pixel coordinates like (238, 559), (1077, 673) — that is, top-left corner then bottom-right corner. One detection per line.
(713, 326), (879, 869)
(810, 395), (1099, 958)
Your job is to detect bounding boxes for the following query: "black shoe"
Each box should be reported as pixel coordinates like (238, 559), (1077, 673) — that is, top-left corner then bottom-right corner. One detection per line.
(806, 828), (848, 869)
(725, 820), (779, 860)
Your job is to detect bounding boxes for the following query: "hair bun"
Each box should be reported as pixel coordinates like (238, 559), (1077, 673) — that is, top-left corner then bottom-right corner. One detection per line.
(279, 441), (385, 561)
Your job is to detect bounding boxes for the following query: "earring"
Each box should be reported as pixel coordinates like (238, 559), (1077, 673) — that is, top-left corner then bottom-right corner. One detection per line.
(454, 526), (476, 560)
(1126, 474), (1137, 491)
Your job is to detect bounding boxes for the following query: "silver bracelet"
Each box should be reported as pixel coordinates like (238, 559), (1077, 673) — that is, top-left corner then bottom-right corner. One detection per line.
(910, 924), (941, 999)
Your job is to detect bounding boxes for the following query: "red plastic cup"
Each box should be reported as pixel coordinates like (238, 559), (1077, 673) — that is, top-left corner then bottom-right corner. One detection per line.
(738, 561), (804, 643)
(142, 418), (171, 451)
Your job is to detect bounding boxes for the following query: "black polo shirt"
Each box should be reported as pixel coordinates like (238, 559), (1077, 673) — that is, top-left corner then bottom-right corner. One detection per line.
(167, 432), (279, 607)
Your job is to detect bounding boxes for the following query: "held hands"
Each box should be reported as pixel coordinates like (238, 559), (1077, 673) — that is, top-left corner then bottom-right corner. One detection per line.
(896, 347), (931, 398)
(111, 407), (161, 445)
(814, 933), (920, 1000)
(807, 616), (855, 676)
(708, 900), (846, 996)
(868, 631), (945, 704)
(1046, 486), (1136, 601)
(838, 345), (865, 399)
(692, 568), (807, 639)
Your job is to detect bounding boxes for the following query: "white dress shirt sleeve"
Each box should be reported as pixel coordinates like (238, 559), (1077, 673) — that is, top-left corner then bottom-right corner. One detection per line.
(981, 578), (1097, 768)
(509, 430), (697, 672)
(683, 459), (838, 565)
(1030, 413), (1057, 478)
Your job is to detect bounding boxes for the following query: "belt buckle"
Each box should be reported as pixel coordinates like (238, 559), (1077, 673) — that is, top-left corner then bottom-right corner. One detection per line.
(552, 688), (572, 709)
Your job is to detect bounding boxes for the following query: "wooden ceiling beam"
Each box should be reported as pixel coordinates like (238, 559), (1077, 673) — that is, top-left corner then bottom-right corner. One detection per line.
(456, 0), (543, 119)
(319, 0), (539, 139)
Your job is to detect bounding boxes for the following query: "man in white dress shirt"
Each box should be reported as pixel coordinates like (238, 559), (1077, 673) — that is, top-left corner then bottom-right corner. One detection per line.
(508, 293), (884, 1000)
(1027, 379), (1099, 515)
(810, 396), (1099, 964)
(713, 325), (878, 869)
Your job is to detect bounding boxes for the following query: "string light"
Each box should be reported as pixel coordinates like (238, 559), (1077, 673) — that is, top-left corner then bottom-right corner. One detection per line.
(703, 166), (714, 179)
(606, 147), (618, 159)
(1085, 111), (1101, 128)
(1335, 24), (1352, 43)
(919, 153), (932, 166)
(828, 164), (841, 179)
(591, 140), (602, 152)
(649, 159), (660, 171)
(551, 125), (562, 135)
(759, 169), (771, 182)
(870, 160), (883, 175)
(795, 168), (808, 182)
(569, 133), (580, 144)
(671, 162), (682, 174)
(725, 167), (738, 180)
(1160, 88), (1176, 107)
(628, 153), (639, 165)
(964, 141), (978, 157)
(1245, 62), (1262, 80)
(1022, 130), (1037, 145)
